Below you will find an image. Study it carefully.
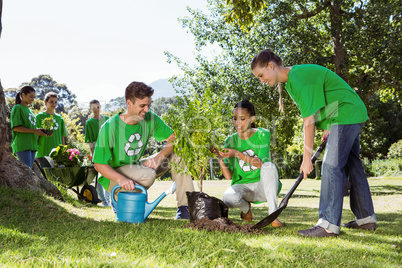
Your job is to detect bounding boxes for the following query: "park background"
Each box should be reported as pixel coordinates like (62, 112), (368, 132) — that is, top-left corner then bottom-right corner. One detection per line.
(0, 0), (401, 267)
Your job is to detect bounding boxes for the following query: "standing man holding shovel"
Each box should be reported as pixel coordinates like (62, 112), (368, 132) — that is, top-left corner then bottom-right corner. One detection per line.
(251, 49), (377, 237)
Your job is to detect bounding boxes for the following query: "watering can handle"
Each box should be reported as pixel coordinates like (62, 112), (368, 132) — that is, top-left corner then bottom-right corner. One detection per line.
(111, 184), (147, 208)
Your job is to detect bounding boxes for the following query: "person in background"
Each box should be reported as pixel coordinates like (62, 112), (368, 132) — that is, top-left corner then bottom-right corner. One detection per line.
(11, 86), (48, 168)
(85, 99), (110, 207)
(251, 49), (377, 237)
(93, 81), (194, 219)
(36, 92), (67, 161)
(211, 100), (284, 227)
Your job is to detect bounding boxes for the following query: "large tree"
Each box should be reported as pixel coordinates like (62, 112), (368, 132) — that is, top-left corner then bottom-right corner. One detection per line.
(166, 0), (400, 176)
(0, 2), (61, 198)
(223, 0), (401, 100)
(5, 74), (77, 113)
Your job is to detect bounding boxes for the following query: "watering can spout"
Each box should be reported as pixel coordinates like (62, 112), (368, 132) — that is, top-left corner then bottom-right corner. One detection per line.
(144, 182), (177, 219)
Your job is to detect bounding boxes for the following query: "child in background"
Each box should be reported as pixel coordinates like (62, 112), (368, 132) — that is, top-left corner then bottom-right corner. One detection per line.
(85, 99), (110, 207)
(36, 92), (67, 160)
(251, 49), (377, 237)
(211, 100), (284, 227)
(11, 86), (48, 168)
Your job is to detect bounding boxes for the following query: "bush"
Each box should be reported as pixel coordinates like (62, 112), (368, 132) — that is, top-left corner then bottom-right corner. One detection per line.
(370, 158), (402, 177)
(388, 140), (402, 159)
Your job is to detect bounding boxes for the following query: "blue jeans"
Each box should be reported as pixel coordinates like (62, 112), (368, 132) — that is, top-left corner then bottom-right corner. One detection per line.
(96, 180), (111, 206)
(317, 123), (377, 234)
(15, 150), (37, 168)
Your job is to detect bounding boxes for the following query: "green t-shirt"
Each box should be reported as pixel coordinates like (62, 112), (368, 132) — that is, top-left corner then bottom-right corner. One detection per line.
(10, 104), (38, 153)
(224, 128), (271, 185)
(36, 112), (67, 158)
(93, 111), (174, 189)
(84, 116), (109, 143)
(285, 64), (368, 130)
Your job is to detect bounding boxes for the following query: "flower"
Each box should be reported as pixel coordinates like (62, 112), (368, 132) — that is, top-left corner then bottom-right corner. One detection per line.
(50, 145), (84, 167)
(42, 115), (55, 130)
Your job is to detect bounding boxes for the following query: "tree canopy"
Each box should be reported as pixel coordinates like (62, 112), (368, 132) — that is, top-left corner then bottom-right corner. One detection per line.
(165, 0), (401, 177)
(5, 74), (77, 113)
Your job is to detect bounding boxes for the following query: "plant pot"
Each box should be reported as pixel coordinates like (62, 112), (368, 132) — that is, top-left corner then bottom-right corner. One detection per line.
(186, 191), (229, 222)
(42, 129), (53, 136)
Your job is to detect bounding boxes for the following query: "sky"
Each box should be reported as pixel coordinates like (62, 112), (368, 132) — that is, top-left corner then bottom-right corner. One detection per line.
(0, 0), (214, 104)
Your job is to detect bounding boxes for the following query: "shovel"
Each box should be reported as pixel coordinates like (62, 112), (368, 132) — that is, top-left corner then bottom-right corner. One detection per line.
(251, 135), (328, 229)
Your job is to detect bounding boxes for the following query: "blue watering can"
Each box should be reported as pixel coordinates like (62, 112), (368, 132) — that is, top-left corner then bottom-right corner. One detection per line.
(111, 182), (177, 224)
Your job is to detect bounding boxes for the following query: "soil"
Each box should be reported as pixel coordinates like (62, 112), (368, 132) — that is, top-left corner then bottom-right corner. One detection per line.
(183, 217), (266, 235)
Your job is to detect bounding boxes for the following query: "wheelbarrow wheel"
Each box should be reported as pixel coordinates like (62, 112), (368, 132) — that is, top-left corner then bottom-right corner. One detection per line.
(79, 185), (98, 204)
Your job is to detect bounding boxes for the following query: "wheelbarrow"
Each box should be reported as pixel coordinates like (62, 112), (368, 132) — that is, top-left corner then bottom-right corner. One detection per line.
(35, 158), (101, 204)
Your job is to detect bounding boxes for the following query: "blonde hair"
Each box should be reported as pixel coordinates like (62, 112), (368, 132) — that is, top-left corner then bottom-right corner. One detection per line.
(276, 83), (284, 113)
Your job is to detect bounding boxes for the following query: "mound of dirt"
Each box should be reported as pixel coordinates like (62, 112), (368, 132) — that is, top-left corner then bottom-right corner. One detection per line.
(183, 217), (266, 234)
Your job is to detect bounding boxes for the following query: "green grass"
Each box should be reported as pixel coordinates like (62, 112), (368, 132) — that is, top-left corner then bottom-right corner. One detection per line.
(0, 177), (401, 267)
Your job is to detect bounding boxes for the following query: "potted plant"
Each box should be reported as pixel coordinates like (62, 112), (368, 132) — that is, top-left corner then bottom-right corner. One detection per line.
(41, 115), (54, 136)
(164, 88), (232, 221)
(164, 87), (231, 191)
(41, 145), (99, 203)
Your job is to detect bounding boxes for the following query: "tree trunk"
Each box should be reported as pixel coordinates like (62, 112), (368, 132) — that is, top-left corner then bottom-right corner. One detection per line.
(329, 0), (348, 80)
(0, 2), (62, 199)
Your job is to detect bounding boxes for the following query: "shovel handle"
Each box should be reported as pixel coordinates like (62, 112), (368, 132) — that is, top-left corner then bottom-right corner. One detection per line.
(279, 135), (328, 208)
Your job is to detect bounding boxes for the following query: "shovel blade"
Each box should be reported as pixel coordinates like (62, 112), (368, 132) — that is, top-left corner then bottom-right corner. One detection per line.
(250, 206), (286, 229)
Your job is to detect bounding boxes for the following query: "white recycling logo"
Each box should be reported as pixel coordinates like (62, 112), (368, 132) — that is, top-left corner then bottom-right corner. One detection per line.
(52, 118), (59, 130)
(238, 149), (258, 172)
(28, 113), (36, 126)
(124, 133), (143, 157)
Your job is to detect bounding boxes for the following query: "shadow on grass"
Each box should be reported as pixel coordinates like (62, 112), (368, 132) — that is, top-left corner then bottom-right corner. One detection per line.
(370, 185), (402, 196)
(0, 187), (400, 267)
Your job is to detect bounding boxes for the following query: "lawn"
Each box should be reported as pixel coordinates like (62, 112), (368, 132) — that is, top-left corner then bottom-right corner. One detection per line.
(0, 177), (401, 267)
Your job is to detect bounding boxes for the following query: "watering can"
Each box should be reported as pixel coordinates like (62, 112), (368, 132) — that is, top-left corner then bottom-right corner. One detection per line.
(111, 182), (177, 224)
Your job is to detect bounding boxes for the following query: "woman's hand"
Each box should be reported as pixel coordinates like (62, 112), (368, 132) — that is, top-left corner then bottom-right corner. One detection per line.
(300, 158), (314, 179)
(35, 128), (50, 136)
(210, 147), (237, 159)
(322, 130), (330, 141)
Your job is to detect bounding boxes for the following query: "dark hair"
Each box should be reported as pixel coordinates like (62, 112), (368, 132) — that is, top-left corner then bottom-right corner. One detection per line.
(89, 99), (100, 105)
(125, 81), (154, 102)
(16, 86), (35, 105)
(250, 49), (283, 70)
(234, 100), (256, 128)
(251, 49), (284, 112)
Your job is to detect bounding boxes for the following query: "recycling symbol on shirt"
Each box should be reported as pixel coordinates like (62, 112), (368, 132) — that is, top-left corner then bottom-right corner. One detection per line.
(124, 133), (143, 157)
(28, 113), (36, 126)
(238, 149), (258, 172)
(52, 119), (59, 130)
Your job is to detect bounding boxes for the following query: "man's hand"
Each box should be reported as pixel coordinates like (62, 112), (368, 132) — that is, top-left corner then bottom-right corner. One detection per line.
(118, 177), (137, 191)
(143, 154), (165, 170)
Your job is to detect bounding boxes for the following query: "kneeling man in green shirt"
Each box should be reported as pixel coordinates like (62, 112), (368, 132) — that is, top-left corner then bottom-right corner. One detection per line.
(93, 81), (194, 219)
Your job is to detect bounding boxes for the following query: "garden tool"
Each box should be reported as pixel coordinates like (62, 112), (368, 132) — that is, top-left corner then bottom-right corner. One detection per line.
(111, 182), (177, 224)
(251, 135), (328, 229)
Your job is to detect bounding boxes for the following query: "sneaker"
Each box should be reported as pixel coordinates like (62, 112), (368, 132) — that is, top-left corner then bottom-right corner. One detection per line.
(101, 201), (110, 207)
(271, 218), (285, 228)
(175, 205), (190, 220)
(342, 220), (377, 231)
(240, 203), (253, 222)
(298, 226), (337, 237)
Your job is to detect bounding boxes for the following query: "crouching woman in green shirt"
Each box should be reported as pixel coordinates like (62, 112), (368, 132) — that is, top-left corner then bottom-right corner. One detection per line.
(211, 100), (284, 228)
(11, 86), (48, 168)
(251, 49), (377, 237)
